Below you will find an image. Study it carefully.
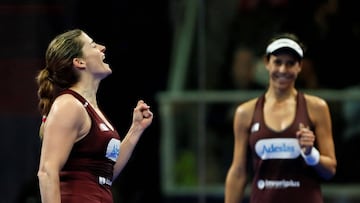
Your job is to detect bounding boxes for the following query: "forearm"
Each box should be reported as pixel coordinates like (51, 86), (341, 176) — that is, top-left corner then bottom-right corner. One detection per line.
(38, 171), (61, 203)
(314, 154), (337, 180)
(300, 147), (336, 180)
(112, 125), (144, 179)
(225, 168), (247, 203)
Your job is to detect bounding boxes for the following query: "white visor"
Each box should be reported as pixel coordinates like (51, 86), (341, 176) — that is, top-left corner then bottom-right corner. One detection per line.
(266, 38), (303, 58)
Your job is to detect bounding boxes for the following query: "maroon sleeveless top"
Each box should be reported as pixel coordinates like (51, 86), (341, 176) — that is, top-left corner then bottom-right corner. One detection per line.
(58, 89), (120, 203)
(248, 92), (323, 203)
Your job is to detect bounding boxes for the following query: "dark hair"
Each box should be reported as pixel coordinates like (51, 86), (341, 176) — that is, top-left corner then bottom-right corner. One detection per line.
(36, 29), (84, 116)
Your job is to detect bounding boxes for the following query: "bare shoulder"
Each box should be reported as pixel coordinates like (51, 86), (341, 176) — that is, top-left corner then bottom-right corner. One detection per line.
(49, 94), (87, 124)
(303, 94), (329, 110)
(52, 94), (85, 113)
(234, 98), (258, 119)
(303, 94), (331, 123)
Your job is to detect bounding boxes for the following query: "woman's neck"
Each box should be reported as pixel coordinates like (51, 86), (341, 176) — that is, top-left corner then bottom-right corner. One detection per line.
(266, 87), (297, 102)
(69, 86), (98, 108)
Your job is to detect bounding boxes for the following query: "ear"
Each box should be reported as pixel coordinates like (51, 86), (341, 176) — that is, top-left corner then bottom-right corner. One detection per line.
(73, 58), (86, 69)
(263, 56), (270, 70)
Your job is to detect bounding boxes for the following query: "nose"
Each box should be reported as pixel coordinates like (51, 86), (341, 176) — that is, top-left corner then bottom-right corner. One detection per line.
(278, 64), (287, 72)
(99, 44), (106, 52)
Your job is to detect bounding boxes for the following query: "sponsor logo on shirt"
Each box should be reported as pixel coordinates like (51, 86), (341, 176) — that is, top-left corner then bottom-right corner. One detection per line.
(251, 122), (260, 133)
(99, 123), (110, 131)
(257, 179), (300, 190)
(106, 138), (120, 161)
(255, 138), (301, 159)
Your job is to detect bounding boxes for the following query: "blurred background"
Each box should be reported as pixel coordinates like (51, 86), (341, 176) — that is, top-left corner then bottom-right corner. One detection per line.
(1, 0), (359, 203)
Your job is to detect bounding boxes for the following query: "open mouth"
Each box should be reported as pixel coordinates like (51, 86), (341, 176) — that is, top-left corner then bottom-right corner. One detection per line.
(102, 55), (108, 64)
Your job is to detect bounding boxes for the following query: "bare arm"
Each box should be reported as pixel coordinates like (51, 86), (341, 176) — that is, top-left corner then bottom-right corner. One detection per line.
(298, 95), (337, 180)
(112, 100), (153, 180)
(225, 100), (255, 203)
(37, 95), (89, 203)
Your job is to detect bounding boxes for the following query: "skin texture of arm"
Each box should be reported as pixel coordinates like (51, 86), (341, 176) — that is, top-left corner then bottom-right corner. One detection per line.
(37, 95), (90, 203)
(301, 94), (337, 179)
(112, 100), (153, 180)
(225, 99), (257, 203)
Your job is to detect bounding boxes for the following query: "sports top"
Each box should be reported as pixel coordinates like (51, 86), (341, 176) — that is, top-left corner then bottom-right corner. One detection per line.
(248, 92), (323, 203)
(58, 89), (120, 203)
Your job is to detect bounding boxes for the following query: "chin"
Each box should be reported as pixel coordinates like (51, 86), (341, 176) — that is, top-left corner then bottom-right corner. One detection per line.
(104, 65), (112, 73)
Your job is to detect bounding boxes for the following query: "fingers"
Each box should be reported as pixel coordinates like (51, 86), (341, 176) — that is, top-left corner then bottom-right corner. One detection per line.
(142, 109), (153, 118)
(298, 122), (304, 130)
(299, 134), (315, 144)
(297, 123), (315, 154)
(298, 122), (310, 131)
(135, 100), (153, 119)
(297, 123), (310, 137)
(297, 124), (314, 139)
(137, 100), (145, 105)
(135, 100), (150, 110)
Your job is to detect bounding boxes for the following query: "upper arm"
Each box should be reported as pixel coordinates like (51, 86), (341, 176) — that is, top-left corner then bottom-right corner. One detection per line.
(306, 95), (337, 178)
(307, 96), (336, 159)
(230, 100), (256, 173)
(39, 95), (89, 173)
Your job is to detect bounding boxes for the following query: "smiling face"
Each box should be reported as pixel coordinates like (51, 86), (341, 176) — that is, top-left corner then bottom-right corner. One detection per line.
(78, 32), (112, 80)
(265, 53), (302, 90)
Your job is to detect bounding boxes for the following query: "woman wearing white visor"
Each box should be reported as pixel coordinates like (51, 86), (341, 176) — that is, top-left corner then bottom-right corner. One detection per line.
(225, 33), (337, 203)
